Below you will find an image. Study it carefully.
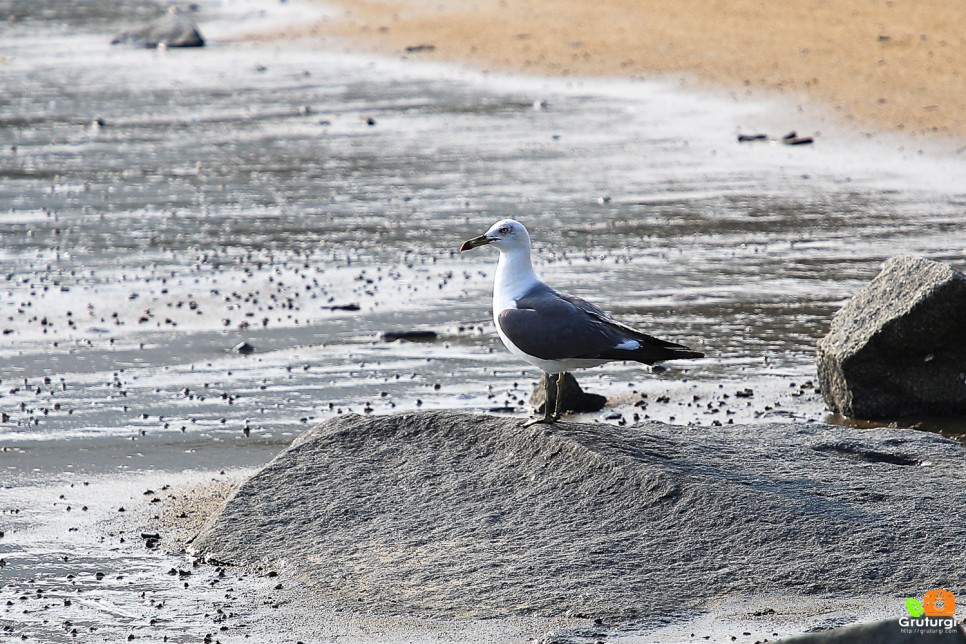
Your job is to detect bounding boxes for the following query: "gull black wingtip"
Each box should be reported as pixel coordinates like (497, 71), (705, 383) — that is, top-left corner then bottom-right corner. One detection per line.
(460, 234), (491, 252)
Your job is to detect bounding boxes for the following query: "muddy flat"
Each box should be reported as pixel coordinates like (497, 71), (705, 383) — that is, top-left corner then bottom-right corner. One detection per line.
(2, 0), (965, 641)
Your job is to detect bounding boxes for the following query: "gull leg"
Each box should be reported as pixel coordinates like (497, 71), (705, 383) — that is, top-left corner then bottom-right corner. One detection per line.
(522, 373), (558, 427)
(552, 371), (566, 421)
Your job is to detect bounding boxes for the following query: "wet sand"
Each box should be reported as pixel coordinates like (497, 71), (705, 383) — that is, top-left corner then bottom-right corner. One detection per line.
(4, 0), (965, 640)
(282, 0), (966, 142)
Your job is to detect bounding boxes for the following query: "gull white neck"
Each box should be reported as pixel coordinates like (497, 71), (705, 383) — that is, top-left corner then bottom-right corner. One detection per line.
(493, 247), (540, 312)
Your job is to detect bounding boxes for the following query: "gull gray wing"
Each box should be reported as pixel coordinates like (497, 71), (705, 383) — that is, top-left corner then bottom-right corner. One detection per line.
(498, 286), (703, 364)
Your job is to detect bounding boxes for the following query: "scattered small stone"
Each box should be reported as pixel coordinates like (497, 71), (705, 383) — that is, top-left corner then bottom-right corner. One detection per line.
(404, 44), (436, 53)
(736, 131), (814, 145)
(381, 330), (438, 342)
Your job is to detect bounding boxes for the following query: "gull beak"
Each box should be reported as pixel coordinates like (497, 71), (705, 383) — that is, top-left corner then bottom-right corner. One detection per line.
(460, 234), (492, 252)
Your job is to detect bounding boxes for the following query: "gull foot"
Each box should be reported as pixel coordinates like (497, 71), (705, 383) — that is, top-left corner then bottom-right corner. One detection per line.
(520, 414), (560, 428)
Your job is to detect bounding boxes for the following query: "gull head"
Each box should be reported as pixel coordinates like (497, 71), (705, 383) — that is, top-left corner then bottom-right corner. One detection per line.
(460, 219), (531, 254)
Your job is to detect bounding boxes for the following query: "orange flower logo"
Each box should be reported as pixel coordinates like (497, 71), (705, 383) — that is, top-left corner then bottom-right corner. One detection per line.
(923, 589), (956, 618)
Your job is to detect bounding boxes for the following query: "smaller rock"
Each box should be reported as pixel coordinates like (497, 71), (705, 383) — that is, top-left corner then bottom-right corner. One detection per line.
(817, 255), (966, 418)
(112, 8), (205, 48)
(530, 373), (606, 415)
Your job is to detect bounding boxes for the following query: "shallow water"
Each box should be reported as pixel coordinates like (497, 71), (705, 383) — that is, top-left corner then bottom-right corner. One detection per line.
(2, 0), (966, 639)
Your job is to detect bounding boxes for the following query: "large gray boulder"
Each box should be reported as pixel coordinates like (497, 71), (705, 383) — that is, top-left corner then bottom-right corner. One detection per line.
(817, 255), (966, 419)
(111, 8), (205, 48)
(191, 411), (965, 621)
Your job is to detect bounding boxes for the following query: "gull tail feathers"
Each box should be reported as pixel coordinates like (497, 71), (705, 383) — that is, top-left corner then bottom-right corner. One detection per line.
(599, 333), (704, 365)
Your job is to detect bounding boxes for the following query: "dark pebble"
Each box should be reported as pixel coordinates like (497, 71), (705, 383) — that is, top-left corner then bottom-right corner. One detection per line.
(381, 330), (437, 342)
(404, 43), (436, 53)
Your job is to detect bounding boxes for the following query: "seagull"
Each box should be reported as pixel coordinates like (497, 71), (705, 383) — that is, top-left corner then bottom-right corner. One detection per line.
(460, 218), (704, 427)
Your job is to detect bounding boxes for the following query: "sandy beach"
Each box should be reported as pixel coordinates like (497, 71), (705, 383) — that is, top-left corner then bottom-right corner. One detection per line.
(283, 0), (966, 142)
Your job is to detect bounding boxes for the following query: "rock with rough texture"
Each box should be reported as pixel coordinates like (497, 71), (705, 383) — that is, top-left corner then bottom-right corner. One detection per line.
(529, 372), (607, 415)
(778, 618), (966, 644)
(111, 10), (205, 48)
(817, 255), (966, 418)
(191, 411), (965, 621)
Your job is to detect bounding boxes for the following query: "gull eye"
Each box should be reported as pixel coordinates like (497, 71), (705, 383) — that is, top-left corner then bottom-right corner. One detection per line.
(499, 226), (510, 235)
